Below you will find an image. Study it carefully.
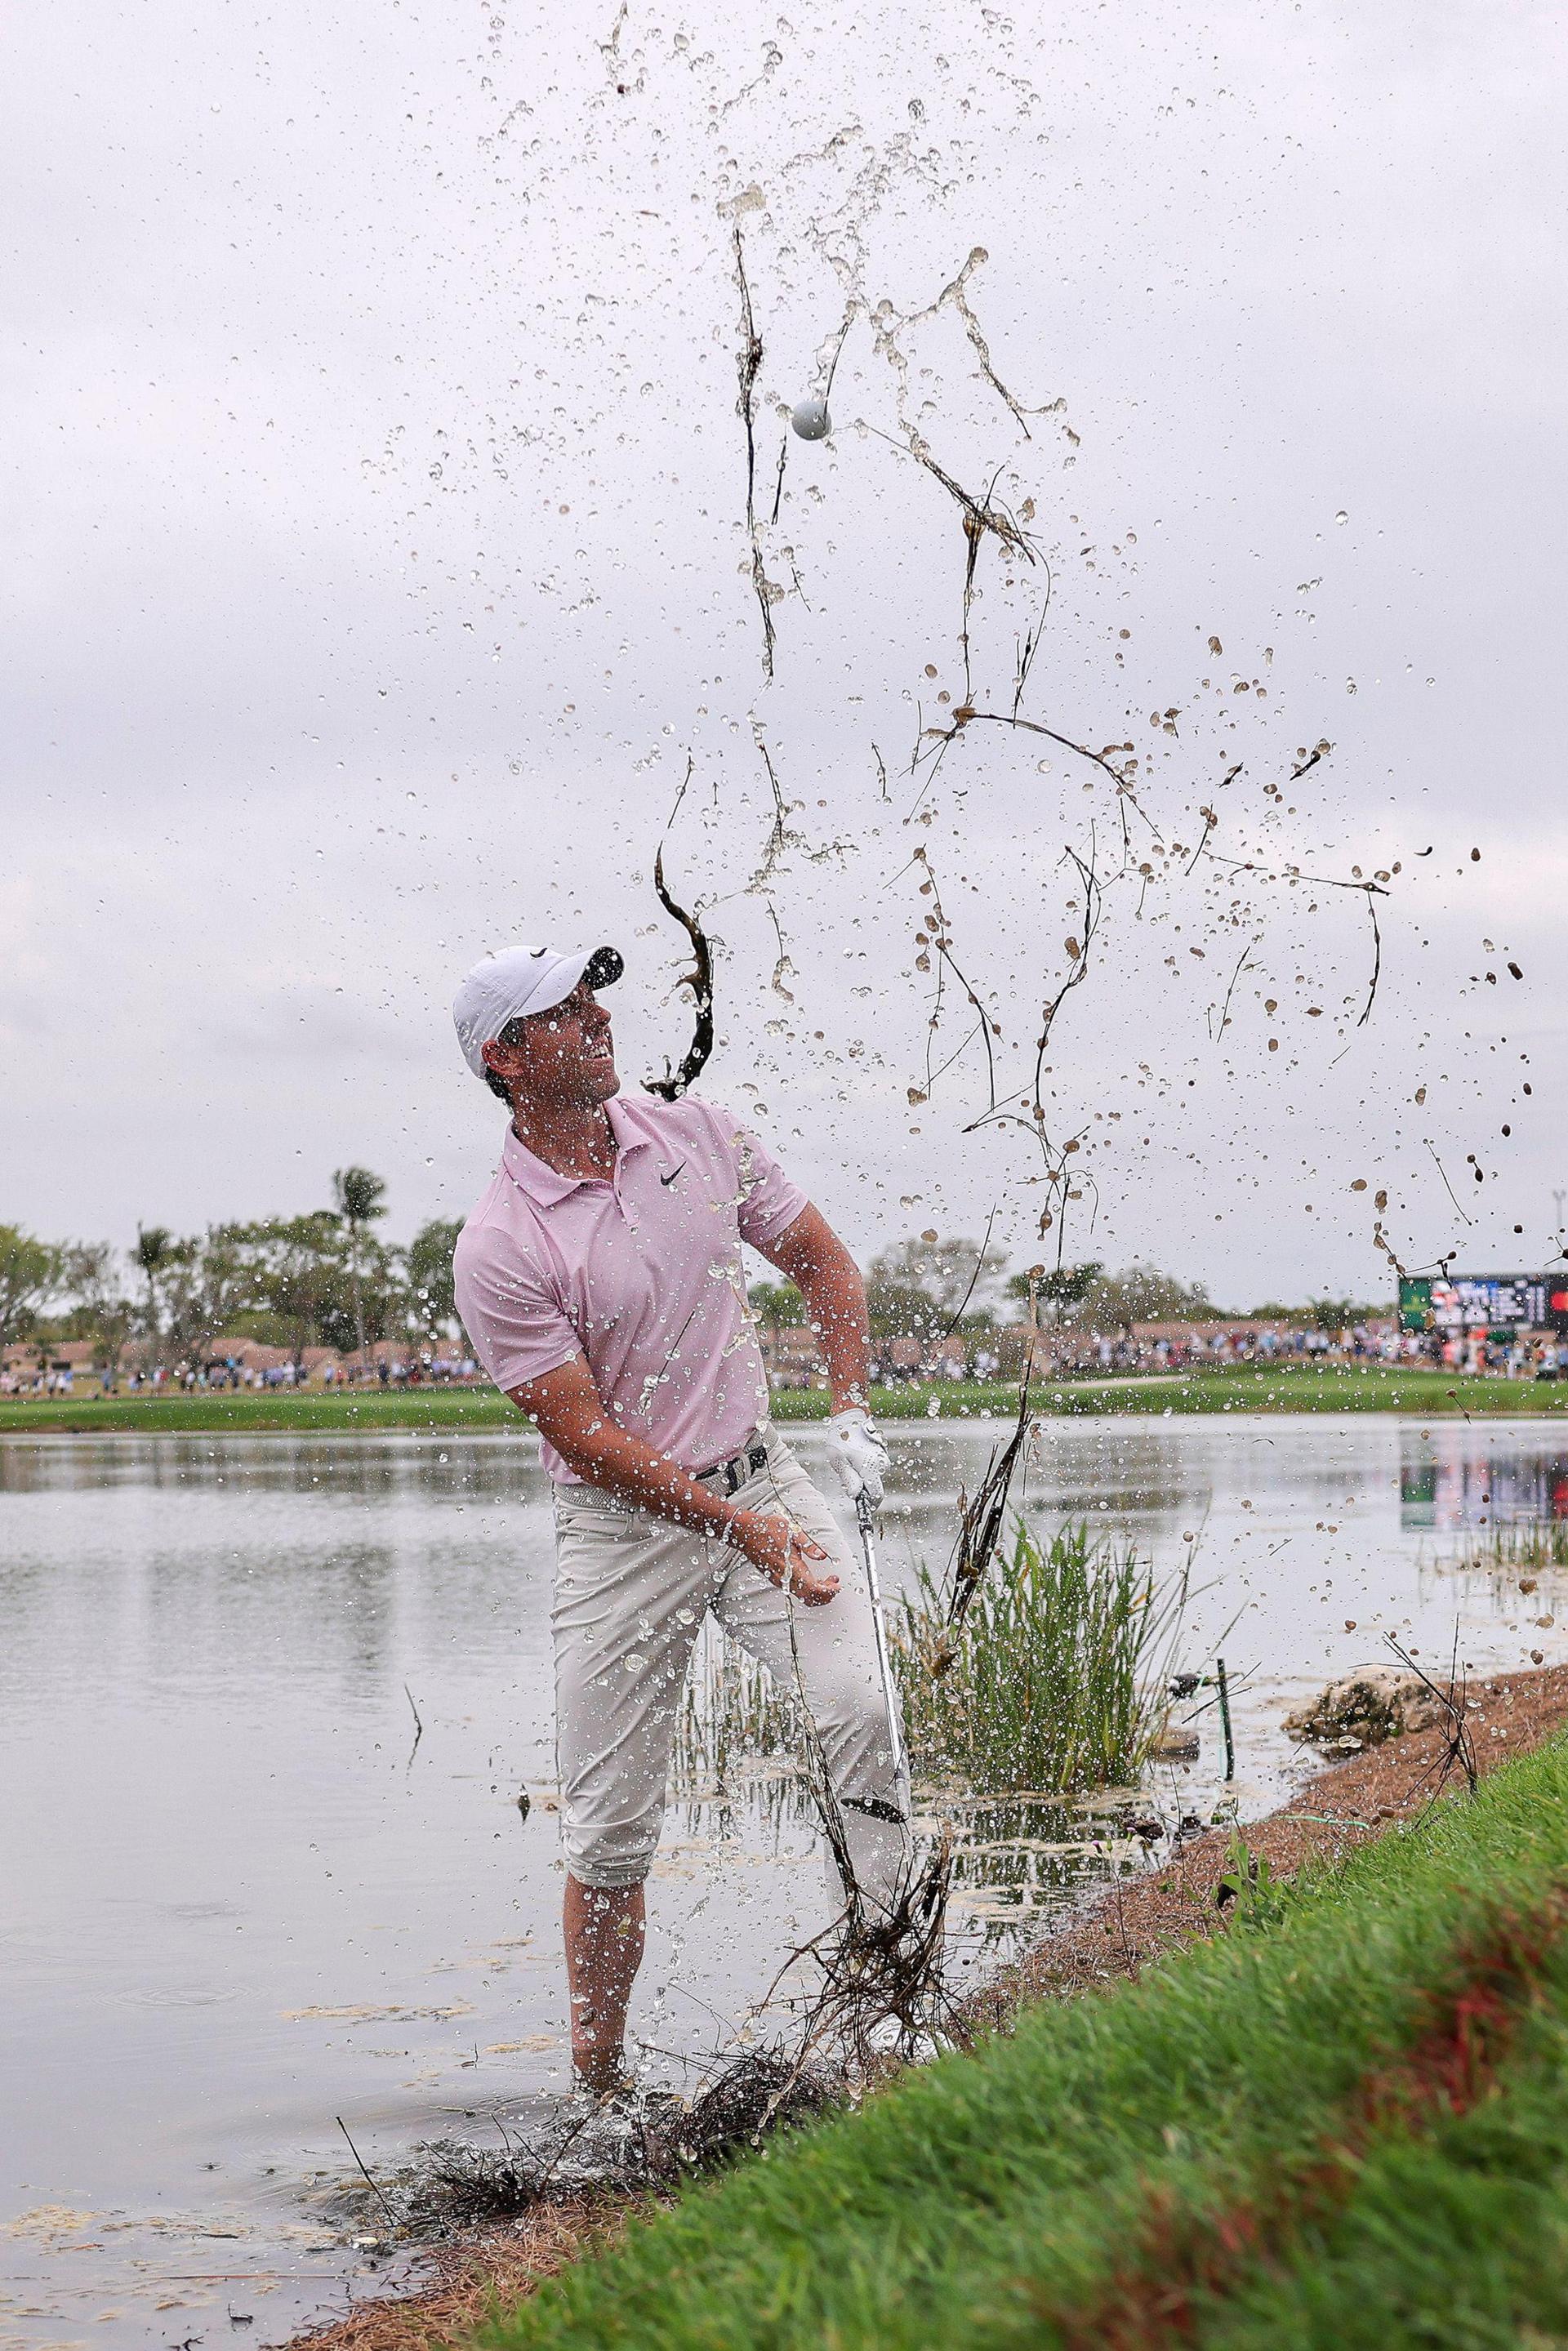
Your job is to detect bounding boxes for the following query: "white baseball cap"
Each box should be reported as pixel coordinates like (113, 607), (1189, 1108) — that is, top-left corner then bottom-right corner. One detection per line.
(452, 942), (623, 1079)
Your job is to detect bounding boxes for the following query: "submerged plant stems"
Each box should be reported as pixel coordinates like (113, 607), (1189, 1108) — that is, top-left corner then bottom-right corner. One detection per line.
(1459, 1517), (1568, 1575)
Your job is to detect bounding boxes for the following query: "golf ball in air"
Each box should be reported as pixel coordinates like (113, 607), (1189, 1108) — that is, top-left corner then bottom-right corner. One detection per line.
(791, 397), (831, 441)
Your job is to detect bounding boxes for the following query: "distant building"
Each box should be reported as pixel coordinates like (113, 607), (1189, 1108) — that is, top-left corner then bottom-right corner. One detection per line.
(758, 1321), (825, 1388)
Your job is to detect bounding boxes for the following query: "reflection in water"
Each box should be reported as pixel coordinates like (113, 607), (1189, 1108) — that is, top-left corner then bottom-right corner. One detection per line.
(933, 1792), (1144, 1935)
(1400, 1425), (1568, 1533)
(4, 1415), (1568, 2348)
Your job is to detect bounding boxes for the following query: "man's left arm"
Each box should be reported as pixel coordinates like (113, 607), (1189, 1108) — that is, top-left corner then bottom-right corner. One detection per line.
(755, 1206), (888, 1510)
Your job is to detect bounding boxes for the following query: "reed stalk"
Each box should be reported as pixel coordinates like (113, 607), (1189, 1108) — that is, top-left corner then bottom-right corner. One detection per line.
(674, 1516), (1179, 1803)
(894, 1517), (1176, 1796)
(1455, 1519), (1568, 1575)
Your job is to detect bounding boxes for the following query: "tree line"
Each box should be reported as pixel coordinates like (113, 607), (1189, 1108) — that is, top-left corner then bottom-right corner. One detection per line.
(0, 1169), (462, 1374)
(2, 1200), (1392, 1378)
(751, 1236), (1388, 1345)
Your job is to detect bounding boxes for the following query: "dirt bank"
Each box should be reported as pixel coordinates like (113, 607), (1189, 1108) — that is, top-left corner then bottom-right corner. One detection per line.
(287, 2198), (635, 2351)
(289, 1661), (1568, 2351)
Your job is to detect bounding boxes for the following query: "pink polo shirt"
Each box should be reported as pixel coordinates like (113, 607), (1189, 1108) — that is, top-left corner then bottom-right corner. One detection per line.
(452, 1094), (809, 1482)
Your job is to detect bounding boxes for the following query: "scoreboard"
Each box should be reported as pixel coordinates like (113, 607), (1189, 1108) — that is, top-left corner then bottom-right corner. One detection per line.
(1398, 1273), (1565, 1334)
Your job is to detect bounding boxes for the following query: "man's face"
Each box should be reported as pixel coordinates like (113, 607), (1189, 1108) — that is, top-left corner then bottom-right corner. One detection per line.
(486, 983), (621, 1113)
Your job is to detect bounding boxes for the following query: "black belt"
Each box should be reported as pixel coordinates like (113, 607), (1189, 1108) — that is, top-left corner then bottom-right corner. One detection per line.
(695, 1437), (769, 1495)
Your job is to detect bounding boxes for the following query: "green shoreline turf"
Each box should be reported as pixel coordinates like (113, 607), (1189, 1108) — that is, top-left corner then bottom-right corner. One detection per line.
(1, 1363), (1563, 1436)
(467, 1734), (1568, 2351)
(1183, 2000), (1568, 2348)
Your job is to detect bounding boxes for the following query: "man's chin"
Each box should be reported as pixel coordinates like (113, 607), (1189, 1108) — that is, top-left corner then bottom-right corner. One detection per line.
(591, 1070), (622, 1102)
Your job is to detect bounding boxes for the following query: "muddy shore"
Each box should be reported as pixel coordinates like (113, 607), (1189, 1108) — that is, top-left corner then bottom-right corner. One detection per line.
(288, 1660), (1568, 2351)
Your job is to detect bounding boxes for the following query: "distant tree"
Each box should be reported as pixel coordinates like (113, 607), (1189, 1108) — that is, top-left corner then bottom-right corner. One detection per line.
(331, 1167), (389, 1365)
(61, 1242), (135, 1382)
(1248, 1293), (1390, 1325)
(321, 1236), (400, 1356)
(132, 1224), (175, 1348)
(0, 1226), (61, 1355)
(866, 1235), (1009, 1347)
(1035, 1262), (1225, 1332)
(406, 1218), (463, 1340)
(161, 1229), (252, 1368)
(1004, 1261), (1104, 1326)
(229, 1213), (354, 1370)
(1304, 1293), (1388, 1331)
(747, 1278), (808, 1328)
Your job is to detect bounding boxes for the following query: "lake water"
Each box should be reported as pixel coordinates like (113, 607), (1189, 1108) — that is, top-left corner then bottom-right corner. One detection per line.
(4, 1414), (1566, 2349)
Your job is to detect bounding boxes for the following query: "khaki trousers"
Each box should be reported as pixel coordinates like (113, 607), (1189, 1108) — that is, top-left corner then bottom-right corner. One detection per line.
(550, 1432), (910, 1917)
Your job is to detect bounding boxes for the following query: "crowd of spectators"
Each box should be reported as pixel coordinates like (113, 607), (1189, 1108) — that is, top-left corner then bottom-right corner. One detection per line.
(836, 1317), (1568, 1391)
(0, 1339), (483, 1398)
(8, 1313), (1566, 1402)
(1048, 1321), (1567, 1382)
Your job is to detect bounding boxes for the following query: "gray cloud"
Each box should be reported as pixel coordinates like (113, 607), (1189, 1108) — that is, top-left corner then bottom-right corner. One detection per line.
(4, 0), (1561, 1300)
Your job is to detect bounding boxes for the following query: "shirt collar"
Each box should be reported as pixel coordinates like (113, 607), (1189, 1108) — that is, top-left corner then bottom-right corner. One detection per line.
(498, 1096), (654, 1208)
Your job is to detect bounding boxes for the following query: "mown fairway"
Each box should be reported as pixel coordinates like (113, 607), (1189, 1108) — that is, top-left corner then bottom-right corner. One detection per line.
(1, 1362), (1564, 1436)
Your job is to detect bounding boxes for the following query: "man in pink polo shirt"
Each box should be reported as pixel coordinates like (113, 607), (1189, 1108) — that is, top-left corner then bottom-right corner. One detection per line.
(451, 941), (906, 2095)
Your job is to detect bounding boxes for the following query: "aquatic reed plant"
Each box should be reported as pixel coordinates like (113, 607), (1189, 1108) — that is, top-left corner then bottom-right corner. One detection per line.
(894, 1516), (1176, 1797)
(1457, 1517), (1568, 1576)
(673, 1517), (1179, 1804)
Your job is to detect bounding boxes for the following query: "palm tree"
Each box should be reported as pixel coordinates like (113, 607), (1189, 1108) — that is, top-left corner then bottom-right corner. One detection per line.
(132, 1226), (174, 1355)
(331, 1168), (388, 1370)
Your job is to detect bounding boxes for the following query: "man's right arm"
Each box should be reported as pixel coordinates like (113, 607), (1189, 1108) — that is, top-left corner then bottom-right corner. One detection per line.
(507, 1356), (840, 1605)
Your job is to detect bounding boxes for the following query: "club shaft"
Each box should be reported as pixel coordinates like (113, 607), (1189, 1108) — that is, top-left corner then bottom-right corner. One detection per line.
(856, 1501), (906, 1785)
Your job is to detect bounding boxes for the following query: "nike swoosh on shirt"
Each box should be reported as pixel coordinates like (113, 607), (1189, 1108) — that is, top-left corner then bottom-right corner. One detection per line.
(659, 1162), (687, 1187)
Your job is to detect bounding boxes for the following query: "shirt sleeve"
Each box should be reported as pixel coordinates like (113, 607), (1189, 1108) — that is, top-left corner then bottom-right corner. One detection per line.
(727, 1117), (809, 1249)
(452, 1222), (582, 1393)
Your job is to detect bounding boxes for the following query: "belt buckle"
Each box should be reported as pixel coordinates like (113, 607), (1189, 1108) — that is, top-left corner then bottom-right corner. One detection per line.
(725, 1445), (764, 1495)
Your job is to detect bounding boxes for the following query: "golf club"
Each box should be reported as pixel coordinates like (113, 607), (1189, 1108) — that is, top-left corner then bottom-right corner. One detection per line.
(855, 1491), (906, 1786)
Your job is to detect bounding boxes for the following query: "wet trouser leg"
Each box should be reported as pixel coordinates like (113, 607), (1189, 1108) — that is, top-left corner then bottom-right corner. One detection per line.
(709, 1440), (911, 1924)
(550, 1433), (911, 1921)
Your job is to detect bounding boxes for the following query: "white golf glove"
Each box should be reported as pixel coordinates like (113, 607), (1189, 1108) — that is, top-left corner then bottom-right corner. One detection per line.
(826, 1406), (889, 1512)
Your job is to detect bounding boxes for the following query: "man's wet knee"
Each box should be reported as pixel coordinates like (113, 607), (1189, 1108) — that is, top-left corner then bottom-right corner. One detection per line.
(560, 1812), (660, 1891)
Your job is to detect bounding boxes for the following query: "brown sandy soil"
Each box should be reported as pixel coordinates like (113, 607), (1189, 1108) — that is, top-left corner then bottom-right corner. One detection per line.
(287, 2195), (639, 2351)
(288, 1661), (1568, 2351)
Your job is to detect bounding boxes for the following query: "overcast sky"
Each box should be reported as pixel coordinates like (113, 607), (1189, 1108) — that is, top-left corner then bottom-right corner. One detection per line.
(5, 0), (1564, 1306)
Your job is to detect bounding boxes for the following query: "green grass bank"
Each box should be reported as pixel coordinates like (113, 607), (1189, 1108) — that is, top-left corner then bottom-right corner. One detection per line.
(2, 1363), (1564, 1436)
(473, 1734), (1568, 2350)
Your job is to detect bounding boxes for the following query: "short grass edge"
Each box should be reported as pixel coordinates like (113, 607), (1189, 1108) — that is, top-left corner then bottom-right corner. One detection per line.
(4, 1362), (1563, 1436)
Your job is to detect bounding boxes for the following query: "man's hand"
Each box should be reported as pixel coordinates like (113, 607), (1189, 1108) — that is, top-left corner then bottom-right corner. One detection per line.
(508, 1354), (844, 1604)
(825, 1406), (890, 1512)
(730, 1510), (840, 1606)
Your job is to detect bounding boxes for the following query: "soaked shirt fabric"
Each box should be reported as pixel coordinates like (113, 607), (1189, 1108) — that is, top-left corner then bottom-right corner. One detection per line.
(453, 1094), (808, 1482)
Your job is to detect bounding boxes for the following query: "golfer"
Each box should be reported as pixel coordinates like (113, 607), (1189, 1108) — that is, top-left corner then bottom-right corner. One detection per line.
(451, 942), (910, 2094)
